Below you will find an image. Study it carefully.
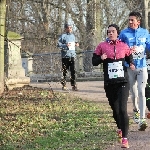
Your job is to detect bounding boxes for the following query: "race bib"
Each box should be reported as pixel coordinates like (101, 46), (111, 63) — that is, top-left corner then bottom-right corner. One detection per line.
(108, 61), (124, 79)
(146, 59), (150, 70)
(132, 45), (145, 59)
(68, 42), (75, 50)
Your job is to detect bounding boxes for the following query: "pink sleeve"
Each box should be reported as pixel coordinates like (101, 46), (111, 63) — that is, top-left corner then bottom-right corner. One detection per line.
(94, 43), (102, 55)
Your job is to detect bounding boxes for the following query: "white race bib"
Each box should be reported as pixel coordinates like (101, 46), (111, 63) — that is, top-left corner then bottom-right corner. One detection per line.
(108, 61), (124, 79)
(68, 42), (75, 50)
(132, 45), (145, 59)
(146, 59), (150, 70)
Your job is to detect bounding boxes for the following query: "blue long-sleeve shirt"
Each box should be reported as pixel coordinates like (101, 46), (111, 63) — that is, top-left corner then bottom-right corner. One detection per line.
(119, 27), (150, 68)
(57, 32), (76, 58)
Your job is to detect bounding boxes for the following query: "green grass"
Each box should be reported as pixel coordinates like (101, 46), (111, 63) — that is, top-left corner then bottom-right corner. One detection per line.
(0, 92), (117, 150)
(7, 31), (22, 40)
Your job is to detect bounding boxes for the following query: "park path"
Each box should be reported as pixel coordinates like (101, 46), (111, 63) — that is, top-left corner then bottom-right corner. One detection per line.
(31, 81), (150, 150)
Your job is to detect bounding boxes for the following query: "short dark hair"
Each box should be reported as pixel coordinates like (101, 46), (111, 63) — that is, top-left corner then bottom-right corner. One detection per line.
(129, 11), (142, 21)
(107, 24), (120, 35)
(64, 23), (72, 29)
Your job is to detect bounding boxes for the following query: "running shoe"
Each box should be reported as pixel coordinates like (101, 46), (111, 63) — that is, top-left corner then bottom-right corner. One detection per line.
(72, 85), (78, 91)
(121, 138), (129, 148)
(138, 119), (148, 131)
(133, 109), (140, 124)
(62, 86), (67, 90)
(117, 129), (122, 143)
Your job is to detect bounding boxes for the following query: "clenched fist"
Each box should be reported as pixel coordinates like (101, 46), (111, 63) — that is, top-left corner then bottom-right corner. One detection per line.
(101, 53), (107, 60)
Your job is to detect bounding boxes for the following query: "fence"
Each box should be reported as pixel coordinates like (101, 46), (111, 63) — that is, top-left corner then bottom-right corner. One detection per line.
(22, 50), (104, 82)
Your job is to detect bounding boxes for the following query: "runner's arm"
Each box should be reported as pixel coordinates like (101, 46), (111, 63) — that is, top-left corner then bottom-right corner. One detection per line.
(92, 53), (103, 66)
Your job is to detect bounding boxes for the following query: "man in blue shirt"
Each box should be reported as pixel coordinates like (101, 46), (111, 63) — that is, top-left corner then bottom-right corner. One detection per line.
(57, 23), (78, 91)
(119, 11), (150, 131)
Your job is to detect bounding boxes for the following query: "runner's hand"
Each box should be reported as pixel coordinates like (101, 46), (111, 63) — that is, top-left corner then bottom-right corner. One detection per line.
(130, 46), (136, 53)
(67, 43), (71, 47)
(130, 63), (135, 70)
(101, 53), (107, 60)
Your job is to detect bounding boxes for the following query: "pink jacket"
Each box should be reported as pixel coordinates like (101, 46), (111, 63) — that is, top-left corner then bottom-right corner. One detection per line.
(94, 39), (132, 59)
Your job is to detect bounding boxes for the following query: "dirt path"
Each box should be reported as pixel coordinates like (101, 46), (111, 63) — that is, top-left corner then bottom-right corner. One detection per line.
(31, 81), (150, 150)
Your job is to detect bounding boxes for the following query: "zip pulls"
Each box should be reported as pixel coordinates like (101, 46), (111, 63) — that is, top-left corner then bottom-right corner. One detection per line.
(114, 45), (116, 60)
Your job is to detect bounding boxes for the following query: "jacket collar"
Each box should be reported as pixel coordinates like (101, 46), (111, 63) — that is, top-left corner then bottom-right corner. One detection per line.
(106, 38), (121, 45)
(66, 32), (72, 35)
(127, 26), (141, 32)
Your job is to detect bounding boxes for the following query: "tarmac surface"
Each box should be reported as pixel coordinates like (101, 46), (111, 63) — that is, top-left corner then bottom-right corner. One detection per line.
(31, 81), (150, 150)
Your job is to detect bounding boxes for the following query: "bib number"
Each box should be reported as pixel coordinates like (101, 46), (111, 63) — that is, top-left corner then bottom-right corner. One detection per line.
(108, 61), (124, 79)
(132, 45), (145, 59)
(68, 42), (75, 50)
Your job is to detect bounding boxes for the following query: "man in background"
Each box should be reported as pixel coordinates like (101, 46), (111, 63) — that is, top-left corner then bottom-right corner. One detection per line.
(57, 23), (78, 91)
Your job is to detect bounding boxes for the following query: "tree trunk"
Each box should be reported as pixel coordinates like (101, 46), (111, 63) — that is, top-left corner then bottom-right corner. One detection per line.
(86, 0), (96, 50)
(94, 0), (102, 45)
(86, 0), (102, 50)
(142, 0), (150, 30)
(0, 0), (7, 94)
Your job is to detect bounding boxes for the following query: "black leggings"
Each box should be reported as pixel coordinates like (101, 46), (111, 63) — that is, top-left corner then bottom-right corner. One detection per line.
(104, 82), (129, 138)
(61, 57), (76, 86)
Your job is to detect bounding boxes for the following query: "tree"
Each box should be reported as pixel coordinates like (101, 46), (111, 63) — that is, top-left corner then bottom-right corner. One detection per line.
(122, 0), (143, 11)
(122, 0), (146, 28)
(0, 0), (7, 94)
(6, 0), (131, 53)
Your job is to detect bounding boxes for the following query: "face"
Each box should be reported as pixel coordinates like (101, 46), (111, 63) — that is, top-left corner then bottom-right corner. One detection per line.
(128, 16), (140, 29)
(107, 26), (118, 40)
(65, 26), (72, 33)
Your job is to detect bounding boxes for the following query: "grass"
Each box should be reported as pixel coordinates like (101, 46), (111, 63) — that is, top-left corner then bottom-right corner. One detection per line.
(7, 31), (22, 40)
(0, 92), (117, 150)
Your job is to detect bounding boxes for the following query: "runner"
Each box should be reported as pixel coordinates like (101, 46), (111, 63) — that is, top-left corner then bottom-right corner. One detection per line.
(119, 11), (150, 130)
(92, 24), (135, 148)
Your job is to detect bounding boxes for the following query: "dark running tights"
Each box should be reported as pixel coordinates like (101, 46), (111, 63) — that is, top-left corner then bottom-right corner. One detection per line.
(104, 82), (129, 138)
(61, 57), (76, 86)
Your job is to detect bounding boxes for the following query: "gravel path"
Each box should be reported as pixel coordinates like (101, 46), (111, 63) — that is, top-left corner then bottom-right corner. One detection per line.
(31, 81), (150, 150)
